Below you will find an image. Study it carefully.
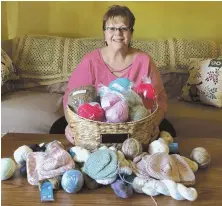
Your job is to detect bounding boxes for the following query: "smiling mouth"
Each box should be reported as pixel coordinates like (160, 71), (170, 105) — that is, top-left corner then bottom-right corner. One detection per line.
(113, 39), (124, 42)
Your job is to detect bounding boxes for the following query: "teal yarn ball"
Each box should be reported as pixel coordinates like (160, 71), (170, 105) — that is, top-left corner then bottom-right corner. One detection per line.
(61, 169), (84, 193)
(1, 158), (16, 180)
(108, 78), (131, 93)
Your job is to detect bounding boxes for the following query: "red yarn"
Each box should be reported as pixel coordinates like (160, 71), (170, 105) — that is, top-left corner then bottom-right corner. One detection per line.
(135, 83), (156, 109)
(78, 103), (105, 121)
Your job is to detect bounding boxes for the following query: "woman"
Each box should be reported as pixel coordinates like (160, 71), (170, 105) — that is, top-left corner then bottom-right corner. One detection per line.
(50, 5), (176, 143)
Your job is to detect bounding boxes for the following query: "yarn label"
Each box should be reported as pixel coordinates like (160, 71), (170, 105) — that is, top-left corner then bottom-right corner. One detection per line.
(71, 90), (87, 96)
(40, 181), (54, 202)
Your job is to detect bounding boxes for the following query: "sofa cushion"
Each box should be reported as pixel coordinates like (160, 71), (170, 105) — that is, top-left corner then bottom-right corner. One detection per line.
(179, 57), (222, 108)
(166, 98), (222, 138)
(1, 91), (64, 134)
(168, 38), (220, 73)
(1, 49), (19, 86)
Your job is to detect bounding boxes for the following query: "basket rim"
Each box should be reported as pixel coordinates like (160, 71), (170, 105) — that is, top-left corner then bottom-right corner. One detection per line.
(67, 103), (159, 125)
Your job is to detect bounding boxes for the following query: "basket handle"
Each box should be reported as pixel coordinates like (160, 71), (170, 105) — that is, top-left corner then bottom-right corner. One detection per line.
(100, 133), (129, 144)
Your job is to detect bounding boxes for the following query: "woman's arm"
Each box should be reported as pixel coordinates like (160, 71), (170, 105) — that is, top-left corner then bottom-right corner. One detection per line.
(148, 58), (168, 124)
(63, 56), (95, 122)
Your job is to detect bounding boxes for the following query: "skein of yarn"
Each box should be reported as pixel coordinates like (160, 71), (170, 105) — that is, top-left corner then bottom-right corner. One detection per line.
(142, 179), (198, 201)
(190, 147), (211, 168)
(111, 179), (133, 199)
(122, 138), (143, 159)
(13, 145), (33, 165)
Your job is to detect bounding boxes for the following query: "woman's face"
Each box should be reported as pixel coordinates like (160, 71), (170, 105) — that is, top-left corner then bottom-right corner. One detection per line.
(104, 17), (132, 50)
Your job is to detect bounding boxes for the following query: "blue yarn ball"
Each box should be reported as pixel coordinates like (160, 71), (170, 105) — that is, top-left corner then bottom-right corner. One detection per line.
(108, 78), (131, 93)
(61, 169), (84, 193)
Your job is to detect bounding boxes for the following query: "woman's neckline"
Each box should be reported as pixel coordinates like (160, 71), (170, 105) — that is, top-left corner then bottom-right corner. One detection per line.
(97, 48), (139, 78)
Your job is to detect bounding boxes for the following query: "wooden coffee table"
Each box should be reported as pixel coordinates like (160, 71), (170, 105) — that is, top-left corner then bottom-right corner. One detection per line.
(1, 133), (222, 206)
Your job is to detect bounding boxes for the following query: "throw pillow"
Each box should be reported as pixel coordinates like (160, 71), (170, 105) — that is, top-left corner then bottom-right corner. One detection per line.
(178, 57), (222, 108)
(1, 49), (19, 86)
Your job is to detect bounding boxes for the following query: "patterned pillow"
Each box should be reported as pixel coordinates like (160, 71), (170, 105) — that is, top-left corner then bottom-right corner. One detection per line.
(1, 49), (19, 86)
(179, 57), (222, 108)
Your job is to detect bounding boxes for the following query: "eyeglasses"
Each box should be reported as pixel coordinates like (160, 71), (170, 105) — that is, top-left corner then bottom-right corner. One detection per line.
(105, 26), (132, 33)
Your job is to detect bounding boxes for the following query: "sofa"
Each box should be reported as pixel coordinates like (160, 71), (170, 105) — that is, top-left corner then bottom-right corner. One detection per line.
(1, 35), (222, 138)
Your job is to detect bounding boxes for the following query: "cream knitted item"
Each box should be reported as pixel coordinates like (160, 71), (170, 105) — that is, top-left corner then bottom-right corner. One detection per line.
(145, 153), (195, 186)
(146, 152), (180, 182)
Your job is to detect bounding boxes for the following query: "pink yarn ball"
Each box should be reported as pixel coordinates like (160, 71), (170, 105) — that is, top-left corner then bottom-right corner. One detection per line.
(78, 102), (105, 121)
(101, 93), (121, 111)
(105, 101), (129, 123)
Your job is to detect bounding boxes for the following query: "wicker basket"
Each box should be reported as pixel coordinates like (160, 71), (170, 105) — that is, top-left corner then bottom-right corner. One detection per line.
(67, 103), (160, 151)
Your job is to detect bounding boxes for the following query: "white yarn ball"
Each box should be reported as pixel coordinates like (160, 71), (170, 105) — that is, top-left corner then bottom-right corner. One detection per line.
(1, 158), (16, 180)
(148, 138), (169, 154)
(13, 145), (33, 165)
(69, 146), (90, 163)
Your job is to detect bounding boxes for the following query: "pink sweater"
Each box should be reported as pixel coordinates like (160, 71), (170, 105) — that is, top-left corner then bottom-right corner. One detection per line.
(63, 49), (167, 114)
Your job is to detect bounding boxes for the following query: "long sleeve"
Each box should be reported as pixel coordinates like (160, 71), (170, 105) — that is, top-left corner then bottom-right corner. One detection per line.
(63, 55), (95, 122)
(148, 58), (168, 124)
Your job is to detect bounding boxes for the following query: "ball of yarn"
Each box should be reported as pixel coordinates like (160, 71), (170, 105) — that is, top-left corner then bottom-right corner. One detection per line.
(69, 146), (90, 163)
(61, 169), (84, 193)
(111, 179), (133, 199)
(13, 145), (33, 165)
(1, 158), (16, 180)
(101, 92), (122, 111)
(20, 164), (27, 176)
(68, 85), (97, 112)
(83, 172), (99, 190)
(108, 78), (131, 93)
(135, 82), (156, 110)
(190, 147), (211, 168)
(148, 138), (169, 154)
(130, 105), (150, 121)
(122, 90), (144, 107)
(105, 101), (129, 123)
(122, 138), (143, 159)
(160, 131), (174, 144)
(78, 102), (105, 121)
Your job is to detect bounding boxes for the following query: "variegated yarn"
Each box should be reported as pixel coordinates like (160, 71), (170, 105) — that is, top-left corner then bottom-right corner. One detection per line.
(190, 147), (211, 168)
(122, 138), (143, 159)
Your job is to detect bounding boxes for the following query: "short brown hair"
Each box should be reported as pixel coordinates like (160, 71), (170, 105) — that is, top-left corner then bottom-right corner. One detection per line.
(102, 5), (135, 32)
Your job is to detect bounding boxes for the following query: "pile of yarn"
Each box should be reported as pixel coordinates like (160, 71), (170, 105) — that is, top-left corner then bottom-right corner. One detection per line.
(2, 131), (212, 202)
